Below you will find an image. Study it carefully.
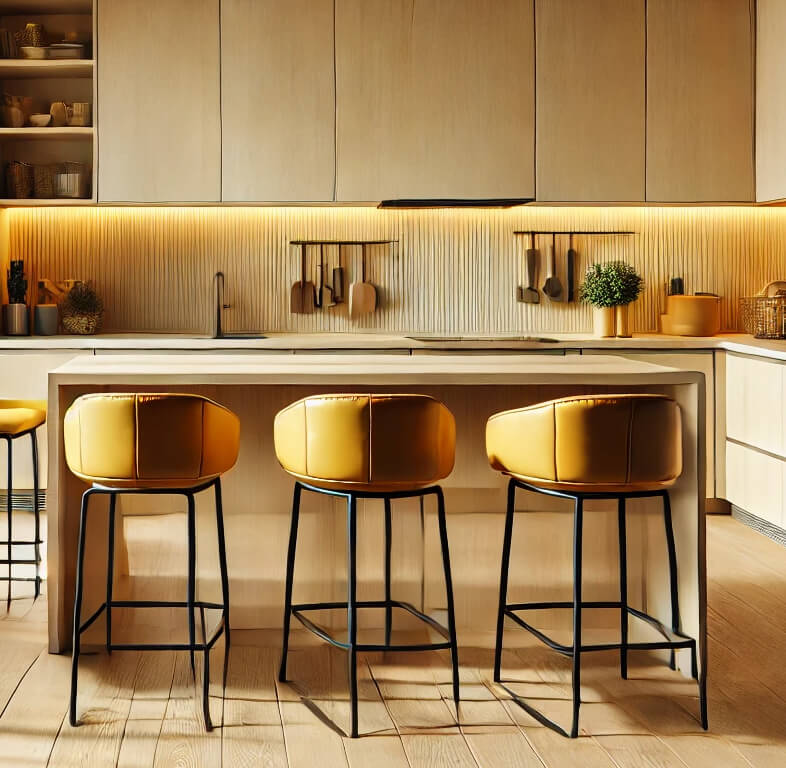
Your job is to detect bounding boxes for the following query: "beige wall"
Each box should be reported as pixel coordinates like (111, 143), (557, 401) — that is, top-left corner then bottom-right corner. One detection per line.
(3, 205), (786, 335)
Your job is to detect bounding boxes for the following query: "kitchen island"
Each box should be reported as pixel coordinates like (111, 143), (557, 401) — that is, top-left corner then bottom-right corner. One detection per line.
(46, 353), (706, 694)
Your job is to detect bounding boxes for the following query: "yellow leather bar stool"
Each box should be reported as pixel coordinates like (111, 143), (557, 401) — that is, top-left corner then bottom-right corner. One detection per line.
(64, 393), (240, 730)
(486, 394), (707, 738)
(274, 393), (459, 738)
(0, 399), (46, 606)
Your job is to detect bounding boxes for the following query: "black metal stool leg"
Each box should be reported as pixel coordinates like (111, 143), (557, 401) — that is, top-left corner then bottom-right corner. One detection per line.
(436, 487), (460, 709)
(618, 497), (628, 679)
(384, 496), (393, 647)
(347, 494), (359, 738)
(5, 435), (12, 609)
(662, 491), (681, 671)
(279, 483), (301, 683)
(214, 477), (231, 689)
(571, 496), (584, 739)
(494, 479), (516, 683)
(203, 638), (213, 730)
(186, 492), (197, 678)
(31, 429), (41, 600)
(70, 489), (92, 727)
(106, 493), (117, 652)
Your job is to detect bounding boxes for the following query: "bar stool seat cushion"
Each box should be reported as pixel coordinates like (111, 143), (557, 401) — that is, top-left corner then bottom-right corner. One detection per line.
(64, 393), (240, 488)
(486, 394), (682, 493)
(0, 399), (47, 435)
(274, 393), (455, 492)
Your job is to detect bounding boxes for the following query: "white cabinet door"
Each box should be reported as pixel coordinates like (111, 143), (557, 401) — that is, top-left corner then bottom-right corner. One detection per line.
(97, 0), (221, 202)
(221, 0), (335, 202)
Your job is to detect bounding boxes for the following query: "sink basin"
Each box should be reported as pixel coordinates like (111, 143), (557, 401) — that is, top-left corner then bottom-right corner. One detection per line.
(213, 333), (267, 340)
(405, 335), (559, 343)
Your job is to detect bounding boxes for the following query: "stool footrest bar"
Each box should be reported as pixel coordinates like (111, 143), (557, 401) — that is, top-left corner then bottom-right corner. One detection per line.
(291, 599), (452, 652)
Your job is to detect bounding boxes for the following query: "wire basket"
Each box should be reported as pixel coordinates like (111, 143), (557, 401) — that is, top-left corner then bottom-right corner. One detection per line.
(740, 295), (786, 339)
(5, 161), (33, 198)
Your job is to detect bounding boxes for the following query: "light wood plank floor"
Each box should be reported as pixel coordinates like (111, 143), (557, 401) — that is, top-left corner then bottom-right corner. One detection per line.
(0, 516), (784, 768)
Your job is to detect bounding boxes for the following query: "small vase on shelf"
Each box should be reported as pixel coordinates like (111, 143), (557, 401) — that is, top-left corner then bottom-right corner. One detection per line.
(615, 303), (632, 338)
(593, 306), (616, 338)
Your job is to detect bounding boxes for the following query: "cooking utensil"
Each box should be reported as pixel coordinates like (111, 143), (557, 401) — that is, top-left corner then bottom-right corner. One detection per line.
(542, 232), (563, 300)
(290, 244), (316, 314)
(320, 244), (335, 308)
(349, 244), (377, 318)
(517, 233), (539, 303)
(566, 233), (576, 302)
(333, 244), (345, 303)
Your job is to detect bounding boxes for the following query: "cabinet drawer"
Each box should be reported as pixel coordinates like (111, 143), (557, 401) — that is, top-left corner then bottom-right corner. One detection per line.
(726, 440), (784, 528)
(725, 353), (784, 455)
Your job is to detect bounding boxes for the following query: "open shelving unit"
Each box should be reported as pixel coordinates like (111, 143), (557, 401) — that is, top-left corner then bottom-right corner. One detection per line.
(0, 0), (94, 205)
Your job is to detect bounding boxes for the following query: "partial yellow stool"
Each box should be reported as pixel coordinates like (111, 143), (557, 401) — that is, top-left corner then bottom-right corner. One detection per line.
(274, 393), (458, 738)
(64, 393), (239, 730)
(486, 394), (707, 737)
(0, 399), (46, 606)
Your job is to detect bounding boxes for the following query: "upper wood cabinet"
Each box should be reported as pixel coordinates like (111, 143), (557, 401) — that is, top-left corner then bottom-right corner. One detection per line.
(646, 0), (754, 203)
(756, 0), (786, 202)
(535, 0), (645, 202)
(97, 0), (221, 203)
(335, 0), (534, 202)
(221, 0), (335, 202)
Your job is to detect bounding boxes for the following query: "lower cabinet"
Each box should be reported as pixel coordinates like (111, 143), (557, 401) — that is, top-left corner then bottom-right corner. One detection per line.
(0, 351), (86, 489)
(726, 440), (785, 528)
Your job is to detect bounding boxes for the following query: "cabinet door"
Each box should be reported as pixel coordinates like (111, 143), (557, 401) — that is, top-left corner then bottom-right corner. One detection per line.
(221, 0), (335, 202)
(535, 0), (645, 202)
(646, 0), (754, 202)
(335, 0), (534, 201)
(756, 0), (786, 202)
(97, 0), (221, 202)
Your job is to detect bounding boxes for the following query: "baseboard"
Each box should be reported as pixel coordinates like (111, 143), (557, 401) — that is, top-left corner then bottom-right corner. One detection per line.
(731, 505), (786, 547)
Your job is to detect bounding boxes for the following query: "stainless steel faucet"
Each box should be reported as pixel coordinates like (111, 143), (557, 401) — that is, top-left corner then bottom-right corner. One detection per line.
(213, 271), (231, 338)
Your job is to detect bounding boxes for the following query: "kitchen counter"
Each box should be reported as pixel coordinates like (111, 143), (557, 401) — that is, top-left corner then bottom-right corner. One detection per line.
(2, 330), (786, 359)
(46, 352), (706, 703)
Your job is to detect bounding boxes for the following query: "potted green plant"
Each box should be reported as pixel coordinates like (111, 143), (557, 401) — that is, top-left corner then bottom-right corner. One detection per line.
(580, 261), (643, 338)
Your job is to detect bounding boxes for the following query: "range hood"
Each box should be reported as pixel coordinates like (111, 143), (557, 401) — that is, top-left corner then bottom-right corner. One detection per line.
(377, 198), (533, 209)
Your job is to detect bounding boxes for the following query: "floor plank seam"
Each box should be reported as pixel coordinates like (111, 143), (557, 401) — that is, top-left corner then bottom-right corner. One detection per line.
(0, 647), (43, 721)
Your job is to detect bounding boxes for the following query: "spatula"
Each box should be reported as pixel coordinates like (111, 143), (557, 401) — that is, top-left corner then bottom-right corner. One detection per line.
(517, 233), (539, 303)
(543, 233), (563, 301)
(349, 243), (377, 318)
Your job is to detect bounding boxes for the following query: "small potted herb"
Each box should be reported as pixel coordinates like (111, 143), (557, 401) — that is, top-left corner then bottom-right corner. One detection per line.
(580, 261), (643, 337)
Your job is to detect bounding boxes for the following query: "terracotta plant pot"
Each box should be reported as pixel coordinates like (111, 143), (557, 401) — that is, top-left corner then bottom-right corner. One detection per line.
(615, 303), (632, 337)
(593, 306), (615, 337)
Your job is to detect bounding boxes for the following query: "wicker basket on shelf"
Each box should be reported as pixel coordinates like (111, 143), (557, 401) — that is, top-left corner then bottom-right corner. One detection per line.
(740, 294), (786, 339)
(5, 161), (34, 198)
(33, 163), (57, 198)
(59, 282), (103, 336)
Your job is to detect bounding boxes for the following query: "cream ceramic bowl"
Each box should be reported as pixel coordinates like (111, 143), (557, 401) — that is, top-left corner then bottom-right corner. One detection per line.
(29, 113), (51, 127)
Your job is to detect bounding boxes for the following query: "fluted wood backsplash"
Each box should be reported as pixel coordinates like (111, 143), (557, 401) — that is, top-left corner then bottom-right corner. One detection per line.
(4, 206), (786, 334)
